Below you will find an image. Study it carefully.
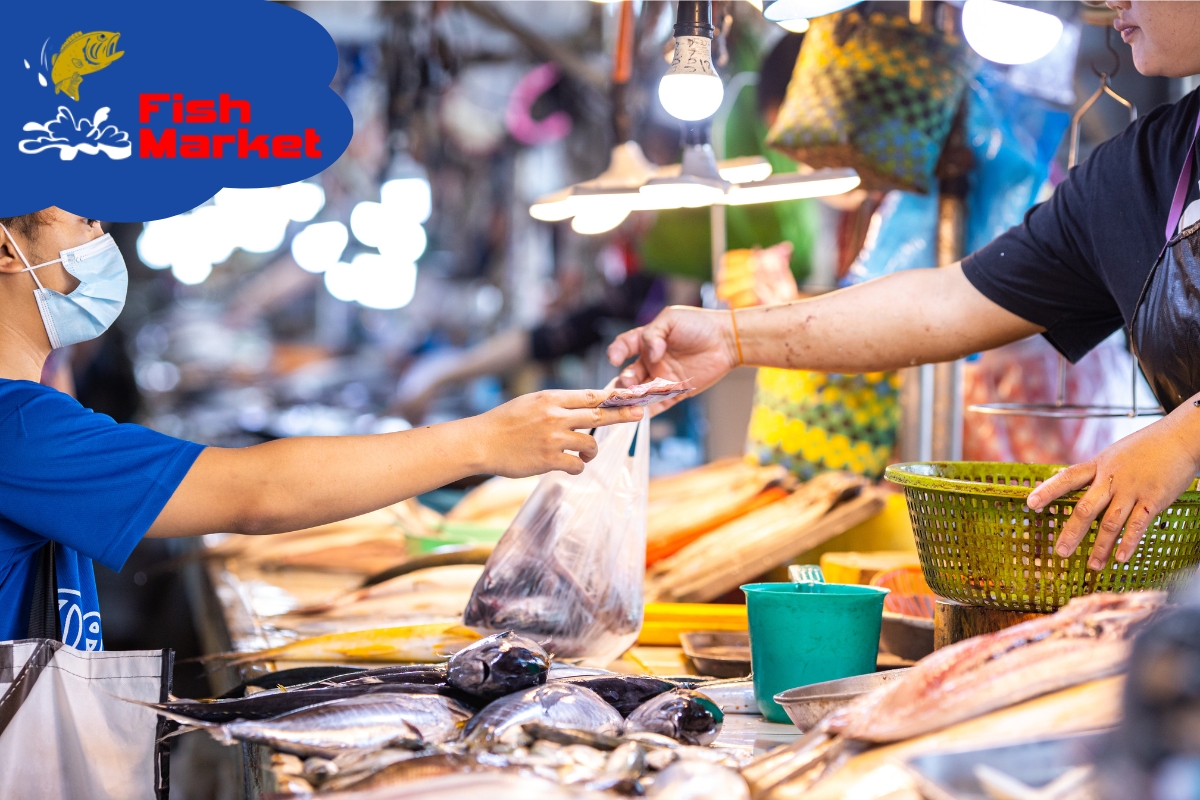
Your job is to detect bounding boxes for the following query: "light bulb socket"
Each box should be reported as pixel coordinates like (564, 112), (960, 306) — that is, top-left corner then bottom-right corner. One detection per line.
(681, 121), (711, 148)
(673, 0), (714, 38)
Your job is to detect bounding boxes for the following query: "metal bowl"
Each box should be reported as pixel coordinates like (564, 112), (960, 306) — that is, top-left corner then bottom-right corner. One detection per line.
(773, 669), (910, 731)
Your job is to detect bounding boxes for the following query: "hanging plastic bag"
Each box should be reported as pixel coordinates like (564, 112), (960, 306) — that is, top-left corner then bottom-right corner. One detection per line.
(464, 413), (650, 665)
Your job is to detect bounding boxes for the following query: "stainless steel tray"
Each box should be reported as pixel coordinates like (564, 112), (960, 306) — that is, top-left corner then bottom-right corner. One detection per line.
(773, 669), (910, 731)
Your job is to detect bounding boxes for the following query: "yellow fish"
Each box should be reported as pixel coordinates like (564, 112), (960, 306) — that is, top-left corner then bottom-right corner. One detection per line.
(206, 622), (482, 667)
(51, 30), (124, 102)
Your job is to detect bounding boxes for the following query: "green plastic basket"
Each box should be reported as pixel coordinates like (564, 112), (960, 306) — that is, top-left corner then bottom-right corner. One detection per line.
(884, 462), (1200, 612)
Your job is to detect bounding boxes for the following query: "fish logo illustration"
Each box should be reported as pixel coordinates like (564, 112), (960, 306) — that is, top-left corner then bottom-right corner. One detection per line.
(50, 30), (123, 102)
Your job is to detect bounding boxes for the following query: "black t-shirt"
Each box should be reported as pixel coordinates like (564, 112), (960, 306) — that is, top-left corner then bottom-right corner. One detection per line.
(962, 90), (1200, 363)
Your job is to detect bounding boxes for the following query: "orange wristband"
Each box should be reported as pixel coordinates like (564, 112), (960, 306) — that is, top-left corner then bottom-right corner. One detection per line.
(730, 309), (744, 366)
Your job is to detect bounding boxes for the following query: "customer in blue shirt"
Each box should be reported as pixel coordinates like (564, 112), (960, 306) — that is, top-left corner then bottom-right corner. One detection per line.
(0, 208), (642, 650)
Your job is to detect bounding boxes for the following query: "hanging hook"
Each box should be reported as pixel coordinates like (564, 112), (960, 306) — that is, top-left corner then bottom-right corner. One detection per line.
(1091, 25), (1122, 79)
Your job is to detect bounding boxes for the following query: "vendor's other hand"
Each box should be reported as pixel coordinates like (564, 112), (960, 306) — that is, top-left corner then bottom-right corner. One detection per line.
(606, 306), (739, 412)
(466, 389), (643, 478)
(1027, 410), (1200, 570)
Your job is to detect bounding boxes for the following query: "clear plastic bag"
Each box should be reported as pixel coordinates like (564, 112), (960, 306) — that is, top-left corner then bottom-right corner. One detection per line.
(463, 415), (650, 665)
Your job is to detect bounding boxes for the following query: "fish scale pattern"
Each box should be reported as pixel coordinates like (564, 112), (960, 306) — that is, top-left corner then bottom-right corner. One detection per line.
(886, 462), (1200, 612)
(767, 10), (975, 194)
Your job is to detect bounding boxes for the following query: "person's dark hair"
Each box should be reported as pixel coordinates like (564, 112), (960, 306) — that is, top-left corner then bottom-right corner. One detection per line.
(0, 211), (47, 242)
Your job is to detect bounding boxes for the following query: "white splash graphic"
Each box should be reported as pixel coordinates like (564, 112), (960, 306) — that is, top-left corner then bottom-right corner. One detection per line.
(19, 106), (131, 160)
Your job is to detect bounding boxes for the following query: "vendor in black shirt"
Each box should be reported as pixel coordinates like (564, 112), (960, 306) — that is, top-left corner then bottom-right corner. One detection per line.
(608, 1), (1200, 572)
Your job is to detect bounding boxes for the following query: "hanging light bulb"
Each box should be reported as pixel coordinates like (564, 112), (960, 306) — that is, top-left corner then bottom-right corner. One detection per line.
(961, 0), (1063, 65)
(658, 2), (724, 122)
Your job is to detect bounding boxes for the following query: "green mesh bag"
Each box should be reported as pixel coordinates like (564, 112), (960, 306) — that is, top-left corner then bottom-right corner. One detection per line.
(766, 8), (977, 194)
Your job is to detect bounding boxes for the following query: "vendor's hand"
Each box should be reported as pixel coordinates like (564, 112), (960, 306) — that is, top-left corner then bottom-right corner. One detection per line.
(465, 389), (643, 478)
(1027, 409), (1200, 570)
(606, 306), (739, 411)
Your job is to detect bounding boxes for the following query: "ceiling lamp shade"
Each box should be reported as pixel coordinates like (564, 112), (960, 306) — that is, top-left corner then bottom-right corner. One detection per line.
(961, 0), (1064, 65)
(763, 0), (859, 22)
(724, 168), (860, 205)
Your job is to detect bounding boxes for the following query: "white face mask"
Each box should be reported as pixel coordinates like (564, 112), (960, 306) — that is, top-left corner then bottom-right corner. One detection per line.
(1, 223), (128, 349)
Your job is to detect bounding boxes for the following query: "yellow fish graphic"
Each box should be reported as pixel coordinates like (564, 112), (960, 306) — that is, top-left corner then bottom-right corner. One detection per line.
(50, 30), (124, 102)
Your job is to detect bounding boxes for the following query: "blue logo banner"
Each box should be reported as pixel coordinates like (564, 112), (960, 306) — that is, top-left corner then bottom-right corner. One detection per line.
(4, 0), (353, 221)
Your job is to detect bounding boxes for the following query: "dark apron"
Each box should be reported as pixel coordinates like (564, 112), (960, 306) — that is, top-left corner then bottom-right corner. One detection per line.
(25, 542), (60, 641)
(1131, 110), (1200, 412)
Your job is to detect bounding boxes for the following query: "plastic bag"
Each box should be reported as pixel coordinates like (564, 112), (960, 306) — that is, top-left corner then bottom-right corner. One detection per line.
(463, 414), (650, 665)
(962, 332), (1158, 465)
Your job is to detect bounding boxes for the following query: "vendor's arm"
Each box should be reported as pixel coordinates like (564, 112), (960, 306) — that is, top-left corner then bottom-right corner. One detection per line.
(147, 389), (641, 539)
(1027, 399), (1200, 569)
(606, 263), (1042, 401)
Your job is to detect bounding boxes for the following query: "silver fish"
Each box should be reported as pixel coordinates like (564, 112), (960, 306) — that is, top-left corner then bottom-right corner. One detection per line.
(625, 690), (724, 746)
(461, 683), (624, 746)
(158, 693), (472, 758)
(647, 761), (750, 800)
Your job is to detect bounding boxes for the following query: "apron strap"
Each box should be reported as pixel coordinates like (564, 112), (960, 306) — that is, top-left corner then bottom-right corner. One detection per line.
(1165, 107), (1200, 242)
(25, 542), (61, 642)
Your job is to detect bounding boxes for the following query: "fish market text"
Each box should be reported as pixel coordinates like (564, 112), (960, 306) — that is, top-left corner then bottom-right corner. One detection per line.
(137, 94), (321, 159)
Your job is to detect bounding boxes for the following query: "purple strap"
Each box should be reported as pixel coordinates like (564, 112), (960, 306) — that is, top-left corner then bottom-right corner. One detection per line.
(1165, 109), (1200, 242)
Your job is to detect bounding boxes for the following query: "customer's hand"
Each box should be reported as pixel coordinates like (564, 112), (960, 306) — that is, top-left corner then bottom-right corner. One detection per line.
(606, 306), (740, 412)
(1027, 408), (1200, 570)
(465, 390), (643, 478)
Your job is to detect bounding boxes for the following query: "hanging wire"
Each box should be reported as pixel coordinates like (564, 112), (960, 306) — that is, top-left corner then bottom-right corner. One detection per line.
(969, 27), (1164, 419)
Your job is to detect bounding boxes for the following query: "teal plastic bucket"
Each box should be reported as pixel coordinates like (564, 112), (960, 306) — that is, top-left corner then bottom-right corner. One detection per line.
(742, 582), (888, 723)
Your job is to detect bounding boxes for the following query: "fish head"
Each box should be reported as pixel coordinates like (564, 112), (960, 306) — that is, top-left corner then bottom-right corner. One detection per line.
(626, 690), (723, 746)
(83, 32), (123, 67)
(446, 631), (549, 701)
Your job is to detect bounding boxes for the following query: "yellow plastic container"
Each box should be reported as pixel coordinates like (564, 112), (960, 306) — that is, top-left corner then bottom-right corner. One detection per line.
(820, 551), (921, 586)
(637, 602), (749, 646)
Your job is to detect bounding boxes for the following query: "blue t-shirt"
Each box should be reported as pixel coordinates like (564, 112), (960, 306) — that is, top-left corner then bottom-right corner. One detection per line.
(0, 380), (204, 649)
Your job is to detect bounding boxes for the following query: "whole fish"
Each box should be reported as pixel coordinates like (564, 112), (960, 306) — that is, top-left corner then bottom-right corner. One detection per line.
(625, 690), (724, 746)
(50, 31), (124, 101)
(329, 753), (514, 792)
(157, 683), (480, 723)
(155, 693), (472, 758)
(647, 761), (749, 800)
(447, 631), (549, 700)
(218, 664), (444, 699)
(828, 591), (1165, 743)
(207, 622), (479, 666)
(461, 683), (624, 746)
(554, 675), (676, 717)
(292, 565), (485, 616)
(690, 678), (757, 715)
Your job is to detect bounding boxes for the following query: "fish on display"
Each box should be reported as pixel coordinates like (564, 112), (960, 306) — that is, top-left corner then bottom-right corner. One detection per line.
(447, 631), (550, 700)
(740, 591), (1167, 800)
(461, 683), (624, 747)
(688, 678), (757, 715)
(290, 565), (485, 618)
(157, 682), (481, 723)
(155, 693), (473, 758)
(553, 675), (676, 717)
(327, 753), (510, 793)
(625, 690), (724, 746)
(218, 666), (366, 698)
(50, 31), (124, 101)
(647, 760), (750, 800)
(828, 591), (1165, 743)
(205, 622), (479, 666)
(298, 664), (448, 689)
